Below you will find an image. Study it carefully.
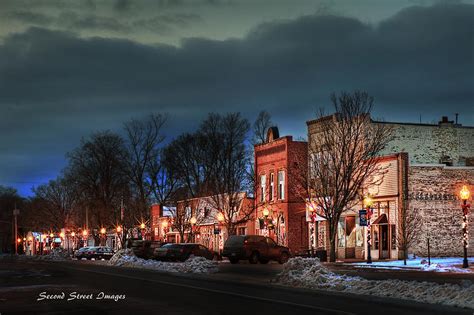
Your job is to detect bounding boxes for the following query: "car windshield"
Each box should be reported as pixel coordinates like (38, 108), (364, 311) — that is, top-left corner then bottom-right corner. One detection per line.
(162, 243), (181, 248)
(225, 236), (245, 246)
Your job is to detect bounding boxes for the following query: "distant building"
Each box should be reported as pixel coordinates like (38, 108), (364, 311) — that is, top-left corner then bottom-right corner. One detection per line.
(254, 127), (308, 254)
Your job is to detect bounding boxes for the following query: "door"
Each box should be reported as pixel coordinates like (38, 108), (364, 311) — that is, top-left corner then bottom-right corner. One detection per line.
(345, 216), (356, 259)
(380, 225), (389, 259)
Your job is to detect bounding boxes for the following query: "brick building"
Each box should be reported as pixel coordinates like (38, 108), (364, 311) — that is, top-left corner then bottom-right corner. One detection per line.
(254, 127), (308, 254)
(306, 114), (474, 260)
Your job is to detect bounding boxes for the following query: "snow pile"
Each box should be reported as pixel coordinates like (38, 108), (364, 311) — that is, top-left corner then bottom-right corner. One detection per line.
(351, 257), (473, 273)
(37, 248), (71, 261)
(108, 249), (218, 274)
(274, 257), (474, 309)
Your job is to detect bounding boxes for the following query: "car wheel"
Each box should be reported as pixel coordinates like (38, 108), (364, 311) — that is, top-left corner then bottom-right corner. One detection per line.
(279, 252), (289, 264)
(259, 258), (269, 264)
(249, 251), (259, 264)
(229, 257), (239, 264)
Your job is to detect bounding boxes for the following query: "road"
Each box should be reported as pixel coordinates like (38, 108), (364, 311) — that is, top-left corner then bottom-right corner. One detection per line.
(0, 257), (471, 315)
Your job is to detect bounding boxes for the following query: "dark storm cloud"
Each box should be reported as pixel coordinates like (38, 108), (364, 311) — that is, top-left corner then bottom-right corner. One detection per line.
(6, 10), (54, 26)
(132, 14), (203, 33)
(0, 3), (472, 196)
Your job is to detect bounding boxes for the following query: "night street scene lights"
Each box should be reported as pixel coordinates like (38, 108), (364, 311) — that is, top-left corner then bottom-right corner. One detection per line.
(363, 195), (374, 264)
(460, 185), (470, 268)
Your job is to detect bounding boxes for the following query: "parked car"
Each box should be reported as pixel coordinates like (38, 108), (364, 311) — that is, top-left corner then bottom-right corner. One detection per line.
(74, 246), (92, 260)
(154, 243), (215, 262)
(75, 246), (115, 260)
(126, 239), (164, 259)
(222, 235), (290, 264)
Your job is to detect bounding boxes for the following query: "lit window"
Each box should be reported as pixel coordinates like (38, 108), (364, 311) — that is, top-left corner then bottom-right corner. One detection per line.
(260, 174), (266, 202)
(278, 170), (285, 200)
(270, 173), (274, 201)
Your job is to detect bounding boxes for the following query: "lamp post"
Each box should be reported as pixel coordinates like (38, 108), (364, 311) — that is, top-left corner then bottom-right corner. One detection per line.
(82, 229), (88, 247)
(216, 212), (225, 255)
(116, 226), (122, 250)
(71, 232), (76, 252)
(460, 185), (470, 268)
(161, 220), (169, 242)
(140, 223), (146, 240)
(190, 217), (197, 243)
(13, 208), (19, 254)
(364, 195), (373, 264)
(100, 227), (106, 246)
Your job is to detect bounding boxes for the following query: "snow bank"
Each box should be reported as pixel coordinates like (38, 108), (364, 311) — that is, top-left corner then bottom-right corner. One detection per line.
(274, 257), (474, 309)
(108, 249), (218, 274)
(351, 257), (473, 273)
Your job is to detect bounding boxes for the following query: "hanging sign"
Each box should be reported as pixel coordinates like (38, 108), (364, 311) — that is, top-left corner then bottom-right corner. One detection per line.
(359, 210), (368, 226)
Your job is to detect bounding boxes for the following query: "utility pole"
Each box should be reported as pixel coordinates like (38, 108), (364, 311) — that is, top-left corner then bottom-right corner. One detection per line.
(13, 206), (20, 255)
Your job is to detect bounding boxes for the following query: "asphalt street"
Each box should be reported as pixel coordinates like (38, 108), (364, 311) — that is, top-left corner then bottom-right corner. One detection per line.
(0, 258), (472, 315)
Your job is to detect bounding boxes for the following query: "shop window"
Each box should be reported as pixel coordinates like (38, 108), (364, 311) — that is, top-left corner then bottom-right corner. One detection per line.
(372, 225), (379, 250)
(337, 218), (345, 247)
(391, 225), (396, 250)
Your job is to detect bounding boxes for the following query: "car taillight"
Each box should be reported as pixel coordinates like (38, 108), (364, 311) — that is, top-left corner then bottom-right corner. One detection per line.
(244, 240), (248, 244)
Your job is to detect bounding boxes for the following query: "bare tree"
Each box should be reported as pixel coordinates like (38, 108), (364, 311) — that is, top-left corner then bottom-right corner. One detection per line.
(124, 113), (166, 221)
(253, 110), (274, 144)
(205, 113), (254, 236)
(297, 91), (393, 262)
(31, 177), (78, 231)
(65, 131), (129, 244)
(397, 206), (423, 265)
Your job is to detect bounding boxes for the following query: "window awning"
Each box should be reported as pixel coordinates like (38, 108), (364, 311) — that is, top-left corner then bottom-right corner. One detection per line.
(372, 213), (388, 225)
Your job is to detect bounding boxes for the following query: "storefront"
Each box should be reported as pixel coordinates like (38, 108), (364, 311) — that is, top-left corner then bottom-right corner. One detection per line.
(306, 154), (407, 261)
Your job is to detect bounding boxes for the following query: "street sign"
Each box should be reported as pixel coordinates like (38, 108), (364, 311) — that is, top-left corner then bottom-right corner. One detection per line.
(359, 210), (367, 226)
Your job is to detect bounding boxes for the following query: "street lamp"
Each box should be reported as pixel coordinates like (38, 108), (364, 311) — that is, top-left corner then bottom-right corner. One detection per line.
(460, 185), (470, 268)
(262, 207), (270, 217)
(190, 217), (197, 243)
(50, 232), (54, 238)
(364, 195), (373, 264)
(59, 232), (65, 238)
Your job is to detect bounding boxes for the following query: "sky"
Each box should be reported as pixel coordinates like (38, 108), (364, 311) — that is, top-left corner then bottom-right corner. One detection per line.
(0, 0), (472, 197)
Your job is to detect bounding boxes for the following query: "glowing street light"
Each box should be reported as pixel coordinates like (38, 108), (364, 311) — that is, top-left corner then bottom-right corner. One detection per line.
(364, 195), (374, 264)
(116, 226), (122, 233)
(59, 232), (65, 238)
(140, 223), (146, 229)
(71, 232), (76, 237)
(27, 236), (33, 242)
(190, 217), (197, 225)
(460, 185), (471, 268)
(262, 207), (270, 217)
(82, 230), (88, 237)
(17, 238), (22, 243)
(49, 233), (54, 238)
(216, 212), (225, 223)
(100, 227), (106, 234)
(161, 220), (168, 228)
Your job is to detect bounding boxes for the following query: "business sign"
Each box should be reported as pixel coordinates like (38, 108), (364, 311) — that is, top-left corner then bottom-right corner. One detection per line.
(359, 210), (368, 226)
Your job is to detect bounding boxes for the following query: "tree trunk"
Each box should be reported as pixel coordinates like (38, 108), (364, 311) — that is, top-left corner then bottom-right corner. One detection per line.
(328, 221), (337, 262)
(403, 247), (408, 265)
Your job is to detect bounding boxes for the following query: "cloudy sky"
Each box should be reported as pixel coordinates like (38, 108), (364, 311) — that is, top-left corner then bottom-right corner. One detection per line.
(0, 0), (472, 196)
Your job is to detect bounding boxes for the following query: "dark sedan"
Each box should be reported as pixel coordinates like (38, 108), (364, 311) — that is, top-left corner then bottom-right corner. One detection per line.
(153, 243), (215, 262)
(75, 246), (114, 260)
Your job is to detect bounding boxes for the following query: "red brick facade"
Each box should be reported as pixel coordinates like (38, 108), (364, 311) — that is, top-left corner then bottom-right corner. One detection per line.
(254, 128), (308, 254)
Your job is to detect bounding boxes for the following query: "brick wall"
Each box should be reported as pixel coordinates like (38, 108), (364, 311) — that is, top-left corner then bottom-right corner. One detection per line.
(408, 165), (474, 256)
(377, 122), (474, 166)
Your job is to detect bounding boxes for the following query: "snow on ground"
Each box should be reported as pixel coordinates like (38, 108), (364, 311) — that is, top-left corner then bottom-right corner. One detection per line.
(274, 257), (474, 309)
(108, 249), (219, 274)
(350, 257), (474, 273)
(0, 248), (72, 261)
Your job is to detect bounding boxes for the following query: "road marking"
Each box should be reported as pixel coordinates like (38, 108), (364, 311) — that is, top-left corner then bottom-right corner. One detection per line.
(60, 265), (355, 315)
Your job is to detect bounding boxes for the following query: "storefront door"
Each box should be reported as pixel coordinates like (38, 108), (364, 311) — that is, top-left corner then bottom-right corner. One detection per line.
(345, 216), (356, 259)
(380, 225), (389, 259)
